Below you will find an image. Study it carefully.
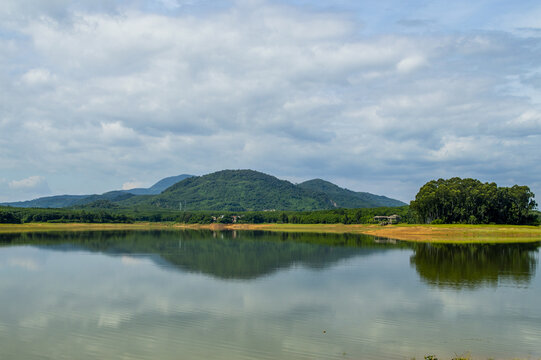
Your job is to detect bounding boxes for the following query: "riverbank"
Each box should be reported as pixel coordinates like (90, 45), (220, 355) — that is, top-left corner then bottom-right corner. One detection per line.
(0, 222), (174, 233)
(1, 222), (540, 243)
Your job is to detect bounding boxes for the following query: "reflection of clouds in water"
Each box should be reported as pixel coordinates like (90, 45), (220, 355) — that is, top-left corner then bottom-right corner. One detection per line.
(98, 311), (133, 328)
(0, 242), (539, 359)
(0, 246), (49, 271)
(7, 257), (40, 271)
(121, 255), (151, 266)
(19, 313), (50, 329)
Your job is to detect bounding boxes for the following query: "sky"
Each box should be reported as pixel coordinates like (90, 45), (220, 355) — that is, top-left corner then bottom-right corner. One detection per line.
(1, 0), (540, 203)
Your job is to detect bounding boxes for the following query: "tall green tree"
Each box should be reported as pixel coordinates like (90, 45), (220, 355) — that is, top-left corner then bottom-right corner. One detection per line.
(410, 178), (537, 224)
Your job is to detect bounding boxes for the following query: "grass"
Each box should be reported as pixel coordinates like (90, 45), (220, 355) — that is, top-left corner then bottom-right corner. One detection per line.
(0, 222), (540, 243)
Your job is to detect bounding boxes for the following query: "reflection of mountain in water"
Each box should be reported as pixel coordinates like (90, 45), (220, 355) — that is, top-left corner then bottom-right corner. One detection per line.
(4, 231), (537, 286)
(411, 242), (540, 289)
(0, 230), (408, 280)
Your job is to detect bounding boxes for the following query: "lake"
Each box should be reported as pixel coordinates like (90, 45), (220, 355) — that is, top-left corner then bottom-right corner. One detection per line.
(0, 230), (540, 359)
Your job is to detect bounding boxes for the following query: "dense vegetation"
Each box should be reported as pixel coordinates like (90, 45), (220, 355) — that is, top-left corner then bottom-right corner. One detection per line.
(297, 178), (405, 207)
(131, 170), (332, 211)
(0, 205), (411, 225)
(410, 178), (538, 225)
(0, 206), (134, 224)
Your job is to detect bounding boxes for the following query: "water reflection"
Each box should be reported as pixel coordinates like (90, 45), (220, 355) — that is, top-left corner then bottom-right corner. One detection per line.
(1, 231), (539, 287)
(0, 231), (540, 359)
(411, 242), (540, 289)
(0, 230), (406, 279)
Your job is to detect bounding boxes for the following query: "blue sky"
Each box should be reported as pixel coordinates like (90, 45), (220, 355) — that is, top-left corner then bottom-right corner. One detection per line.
(1, 0), (541, 203)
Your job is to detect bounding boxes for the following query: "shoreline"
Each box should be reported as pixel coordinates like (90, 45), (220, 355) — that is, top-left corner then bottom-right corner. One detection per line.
(1, 222), (540, 243)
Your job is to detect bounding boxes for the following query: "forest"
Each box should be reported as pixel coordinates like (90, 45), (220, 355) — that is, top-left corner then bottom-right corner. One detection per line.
(0, 205), (412, 225)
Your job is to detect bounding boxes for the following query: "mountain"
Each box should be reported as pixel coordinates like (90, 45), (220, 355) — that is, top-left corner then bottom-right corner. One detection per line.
(120, 170), (334, 211)
(117, 169), (405, 211)
(70, 191), (137, 207)
(298, 179), (406, 208)
(2, 170), (405, 211)
(0, 195), (89, 209)
(1, 174), (194, 208)
(120, 174), (194, 195)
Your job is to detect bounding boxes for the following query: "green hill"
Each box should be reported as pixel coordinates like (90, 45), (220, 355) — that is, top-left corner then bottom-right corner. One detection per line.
(121, 170), (334, 211)
(117, 170), (405, 211)
(298, 179), (406, 208)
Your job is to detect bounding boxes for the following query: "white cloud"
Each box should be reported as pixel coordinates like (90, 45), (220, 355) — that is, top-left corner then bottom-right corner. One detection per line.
(9, 176), (48, 190)
(0, 1), (540, 202)
(396, 55), (426, 73)
(2, 176), (52, 202)
(100, 122), (139, 143)
(508, 110), (541, 130)
(122, 181), (145, 190)
(21, 68), (55, 85)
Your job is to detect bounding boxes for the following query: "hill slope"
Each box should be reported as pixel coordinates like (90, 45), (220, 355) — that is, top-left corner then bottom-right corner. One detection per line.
(122, 174), (194, 195)
(120, 170), (334, 211)
(0, 195), (89, 209)
(298, 179), (406, 208)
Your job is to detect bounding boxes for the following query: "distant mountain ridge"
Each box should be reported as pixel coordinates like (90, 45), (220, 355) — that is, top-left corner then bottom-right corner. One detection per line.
(120, 175), (194, 196)
(1, 174), (194, 208)
(2, 170), (405, 210)
(1, 195), (89, 209)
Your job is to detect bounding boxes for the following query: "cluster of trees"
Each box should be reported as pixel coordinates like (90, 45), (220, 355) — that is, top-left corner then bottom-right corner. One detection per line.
(410, 178), (538, 225)
(236, 207), (412, 224)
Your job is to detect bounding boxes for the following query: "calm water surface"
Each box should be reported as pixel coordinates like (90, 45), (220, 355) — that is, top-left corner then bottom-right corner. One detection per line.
(0, 230), (539, 360)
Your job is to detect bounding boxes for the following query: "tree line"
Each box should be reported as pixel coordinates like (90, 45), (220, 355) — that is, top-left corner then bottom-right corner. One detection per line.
(0, 206), (412, 225)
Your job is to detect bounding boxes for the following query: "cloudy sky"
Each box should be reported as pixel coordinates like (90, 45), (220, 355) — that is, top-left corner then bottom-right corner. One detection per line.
(1, 0), (540, 203)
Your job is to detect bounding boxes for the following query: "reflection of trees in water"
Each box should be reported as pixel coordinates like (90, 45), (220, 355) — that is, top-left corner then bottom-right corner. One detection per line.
(410, 242), (540, 289)
(4, 231), (538, 286)
(0, 230), (408, 280)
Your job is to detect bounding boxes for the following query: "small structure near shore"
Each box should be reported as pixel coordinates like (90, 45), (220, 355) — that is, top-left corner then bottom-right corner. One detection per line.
(374, 215), (401, 225)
